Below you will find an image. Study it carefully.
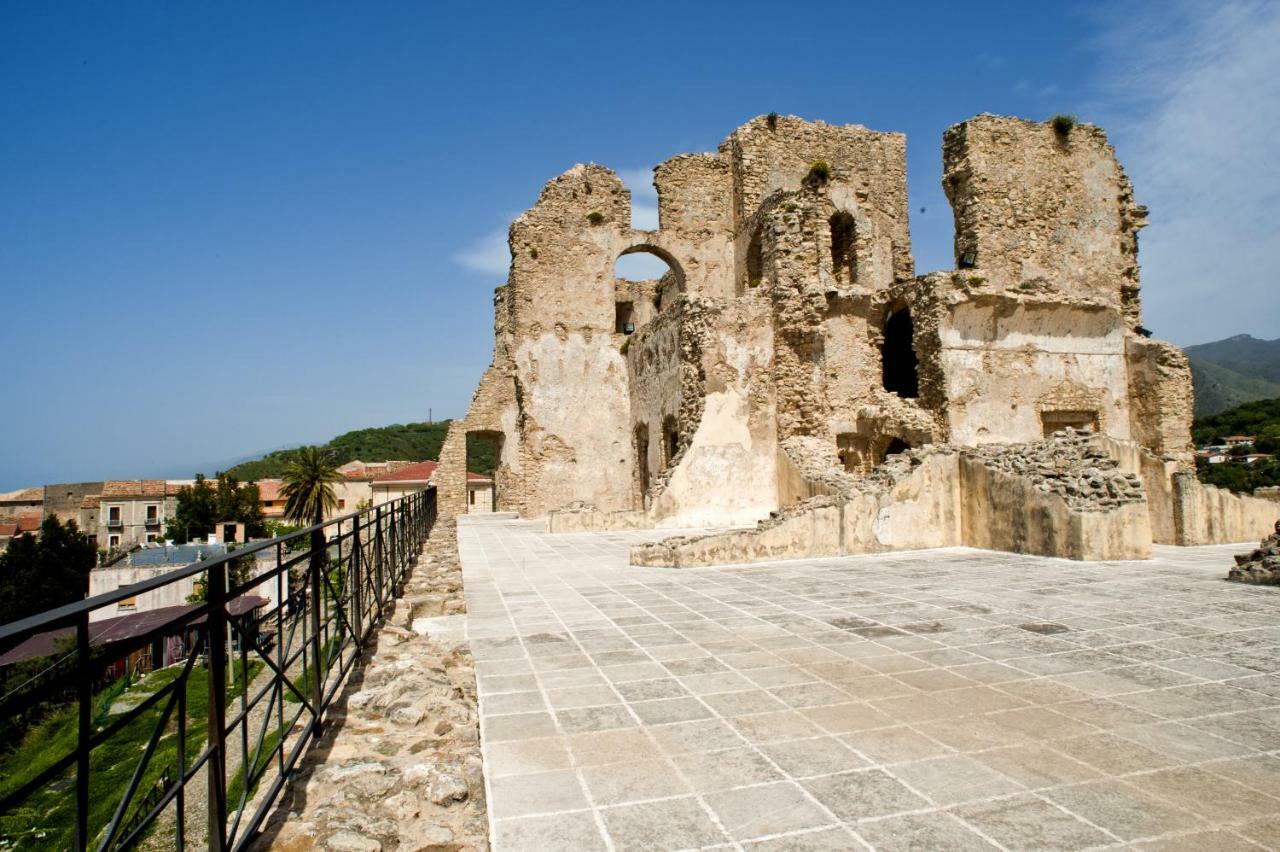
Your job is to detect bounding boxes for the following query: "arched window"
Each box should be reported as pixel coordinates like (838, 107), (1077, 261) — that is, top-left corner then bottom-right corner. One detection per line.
(614, 246), (683, 332)
(743, 226), (763, 294)
(829, 211), (857, 287)
(882, 308), (919, 399)
(881, 437), (911, 462)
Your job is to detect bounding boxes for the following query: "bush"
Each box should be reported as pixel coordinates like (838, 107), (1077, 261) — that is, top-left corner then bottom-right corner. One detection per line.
(766, 112), (778, 130)
(805, 160), (832, 186)
(1050, 114), (1077, 136)
(586, 211), (605, 225)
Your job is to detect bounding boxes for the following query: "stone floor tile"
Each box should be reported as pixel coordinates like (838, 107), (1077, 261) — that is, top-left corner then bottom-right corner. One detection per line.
(701, 689), (789, 717)
(759, 735), (868, 778)
(544, 684), (621, 711)
(854, 811), (999, 851)
(629, 696), (713, 725)
(742, 826), (865, 850)
(1130, 829), (1261, 851)
(952, 794), (1116, 851)
(648, 719), (746, 755)
(800, 701), (897, 734)
(566, 729), (660, 766)
(802, 769), (930, 820)
(1236, 814), (1280, 848)
(704, 781), (834, 841)
(769, 682), (855, 708)
(600, 796), (730, 851)
(1118, 721), (1254, 764)
(484, 711), (557, 742)
(555, 704), (637, 734)
(840, 725), (953, 765)
(580, 758), (689, 805)
(1041, 779), (1203, 841)
(482, 690), (547, 715)
(488, 769), (589, 819)
(891, 754), (1024, 806)
(1048, 731), (1177, 775)
(747, 666), (820, 689)
(493, 811), (606, 851)
(731, 710), (827, 744)
(485, 736), (573, 778)
(674, 746), (786, 792)
(613, 677), (689, 702)
(1205, 754), (1280, 799)
(1133, 767), (1280, 823)
(971, 743), (1101, 790)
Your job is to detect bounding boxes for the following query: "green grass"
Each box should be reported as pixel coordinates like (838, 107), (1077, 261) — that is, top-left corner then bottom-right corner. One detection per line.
(226, 728), (281, 812)
(0, 659), (261, 850)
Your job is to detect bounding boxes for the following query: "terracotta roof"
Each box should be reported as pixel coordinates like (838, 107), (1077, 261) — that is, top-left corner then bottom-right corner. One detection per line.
(0, 522), (16, 537)
(0, 595), (268, 666)
(0, 487), (42, 503)
(101, 480), (168, 499)
(372, 460), (439, 484)
(81, 495), (101, 509)
(16, 513), (41, 532)
(339, 460), (415, 481)
(255, 479), (284, 501)
(467, 472), (494, 483)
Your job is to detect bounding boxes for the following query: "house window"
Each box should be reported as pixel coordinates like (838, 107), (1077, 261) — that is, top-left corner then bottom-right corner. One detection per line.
(146, 533), (158, 543)
(108, 506), (121, 525)
(468, 489), (476, 505)
(338, 499), (346, 509)
(118, 595), (137, 612)
(108, 534), (120, 548)
(145, 504), (158, 522)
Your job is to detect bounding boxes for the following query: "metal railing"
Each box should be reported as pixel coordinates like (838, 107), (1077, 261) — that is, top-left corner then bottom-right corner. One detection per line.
(0, 486), (437, 850)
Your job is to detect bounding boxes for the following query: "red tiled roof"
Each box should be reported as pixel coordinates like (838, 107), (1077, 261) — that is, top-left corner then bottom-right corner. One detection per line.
(101, 480), (168, 498)
(0, 522), (16, 537)
(337, 460), (415, 481)
(255, 479), (284, 501)
(372, 460), (438, 483)
(0, 595), (269, 666)
(467, 472), (493, 482)
(16, 513), (41, 533)
(81, 495), (101, 509)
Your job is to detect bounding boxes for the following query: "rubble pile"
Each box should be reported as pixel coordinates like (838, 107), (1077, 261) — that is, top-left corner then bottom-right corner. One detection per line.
(1229, 521), (1280, 586)
(966, 430), (1145, 510)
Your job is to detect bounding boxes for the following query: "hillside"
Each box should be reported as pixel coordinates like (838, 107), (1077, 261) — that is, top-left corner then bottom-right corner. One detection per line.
(1186, 334), (1280, 417)
(1192, 397), (1280, 494)
(224, 421), (498, 481)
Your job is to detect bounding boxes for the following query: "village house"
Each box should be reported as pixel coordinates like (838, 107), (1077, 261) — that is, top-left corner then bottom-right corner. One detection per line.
(0, 487), (42, 519)
(87, 480), (181, 551)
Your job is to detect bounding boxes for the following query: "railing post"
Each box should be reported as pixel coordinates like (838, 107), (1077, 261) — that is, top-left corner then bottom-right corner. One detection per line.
(389, 504), (399, 586)
(350, 515), (363, 642)
(75, 612), (91, 851)
(374, 506), (385, 619)
(309, 524), (325, 726)
(206, 561), (228, 851)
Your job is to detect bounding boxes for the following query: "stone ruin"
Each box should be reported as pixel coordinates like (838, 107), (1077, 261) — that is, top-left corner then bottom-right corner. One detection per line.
(434, 113), (1278, 565)
(1230, 520), (1280, 586)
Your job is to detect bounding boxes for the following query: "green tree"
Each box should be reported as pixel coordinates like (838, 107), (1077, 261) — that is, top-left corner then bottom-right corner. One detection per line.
(281, 447), (342, 528)
(0, 517), (96, 626)
(167, 473), (265, 543)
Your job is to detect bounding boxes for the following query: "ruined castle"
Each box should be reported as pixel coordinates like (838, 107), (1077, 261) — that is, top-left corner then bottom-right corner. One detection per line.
(435, 114), (1276, 565)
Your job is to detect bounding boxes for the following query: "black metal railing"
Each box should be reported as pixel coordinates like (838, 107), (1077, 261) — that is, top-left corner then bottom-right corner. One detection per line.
(0, 486), (437, 851)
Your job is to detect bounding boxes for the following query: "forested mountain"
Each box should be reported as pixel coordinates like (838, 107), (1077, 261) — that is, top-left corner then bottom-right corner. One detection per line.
(1186, 335), (1280, 417)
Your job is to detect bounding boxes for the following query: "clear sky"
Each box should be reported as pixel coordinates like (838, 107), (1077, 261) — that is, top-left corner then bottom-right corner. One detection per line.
(2, 1), (1277, 490)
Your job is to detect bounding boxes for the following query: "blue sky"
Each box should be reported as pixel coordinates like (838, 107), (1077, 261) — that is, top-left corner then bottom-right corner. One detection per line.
(2, 1), (1277, 490)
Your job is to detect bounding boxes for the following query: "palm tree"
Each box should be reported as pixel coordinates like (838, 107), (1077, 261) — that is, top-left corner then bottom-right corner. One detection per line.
(280, 447), (343, 528)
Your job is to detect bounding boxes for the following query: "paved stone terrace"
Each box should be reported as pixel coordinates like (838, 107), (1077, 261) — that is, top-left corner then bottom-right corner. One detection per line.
(460, 515), (1280, 851)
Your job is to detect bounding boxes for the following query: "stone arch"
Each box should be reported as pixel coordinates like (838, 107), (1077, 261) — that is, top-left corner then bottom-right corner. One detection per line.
(881, 304), (919, 399)
(617, 243), (686, 291)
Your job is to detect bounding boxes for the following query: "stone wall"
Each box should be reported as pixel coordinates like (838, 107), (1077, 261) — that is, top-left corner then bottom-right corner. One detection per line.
(42, 481), (102, 524)
(1172, 473), (1279, 546)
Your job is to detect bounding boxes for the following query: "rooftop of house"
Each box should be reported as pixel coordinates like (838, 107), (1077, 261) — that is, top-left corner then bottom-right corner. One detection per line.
(0, 487), (42, 503)
(80, 494), (101, 509)
(255, 479), (284, 501)
(100, 480), (180, 499)
(371, 459), (439, 484)
(336, 460), (416, 481)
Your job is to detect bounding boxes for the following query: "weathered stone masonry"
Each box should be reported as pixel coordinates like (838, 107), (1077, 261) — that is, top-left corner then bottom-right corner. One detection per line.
(439, 113), (1277, 563)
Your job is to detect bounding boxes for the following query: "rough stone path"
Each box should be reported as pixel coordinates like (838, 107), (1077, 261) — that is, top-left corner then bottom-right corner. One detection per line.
(255, 517), (488, 851)
(462, 515), (1280, 850)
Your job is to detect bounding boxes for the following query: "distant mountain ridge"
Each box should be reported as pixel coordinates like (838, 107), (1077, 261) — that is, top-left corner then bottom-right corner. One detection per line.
(1184, 334), (1280, 417)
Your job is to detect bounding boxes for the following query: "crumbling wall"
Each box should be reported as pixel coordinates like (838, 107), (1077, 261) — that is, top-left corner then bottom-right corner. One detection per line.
(942, 115), (1147, 323)
(653, 154), (734, 298)
(724, 115), (912, 286)
(935, 283), (1132, 446)
(1126, 336), (1195, 465)
(1173, 473), (1279, 546)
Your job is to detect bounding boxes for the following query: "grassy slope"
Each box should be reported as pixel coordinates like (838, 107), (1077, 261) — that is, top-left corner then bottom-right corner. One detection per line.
(224, 421), (498, 480)
(1186, 334), (1280, 417)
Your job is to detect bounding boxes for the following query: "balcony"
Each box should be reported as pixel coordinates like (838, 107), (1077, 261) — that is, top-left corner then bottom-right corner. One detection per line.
(105, 515), (123, 528)
(143, 515), (161, 526)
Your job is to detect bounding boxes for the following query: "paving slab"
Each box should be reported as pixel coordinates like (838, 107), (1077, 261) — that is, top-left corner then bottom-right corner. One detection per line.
(461, 515), (1280, 850)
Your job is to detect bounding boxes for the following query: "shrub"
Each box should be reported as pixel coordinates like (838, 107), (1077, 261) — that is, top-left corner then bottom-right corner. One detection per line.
(529, 247), (538, 259)
(766, 112), (778, 130)
(586, 211), (605, 225)
(1050, 114), (1077, 136)
(805, 160), (832, 186)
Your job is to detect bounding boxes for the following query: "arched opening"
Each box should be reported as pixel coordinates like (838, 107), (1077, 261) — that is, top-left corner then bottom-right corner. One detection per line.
(465, 431), (503, 513)
(614, 246), (683, 333)
(661, 415), (679, 470)
(881, 437), (911, 463)
(634, 424), (650, 507)
(829, 211), (857, 287)
(881, 307), (919, 399)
